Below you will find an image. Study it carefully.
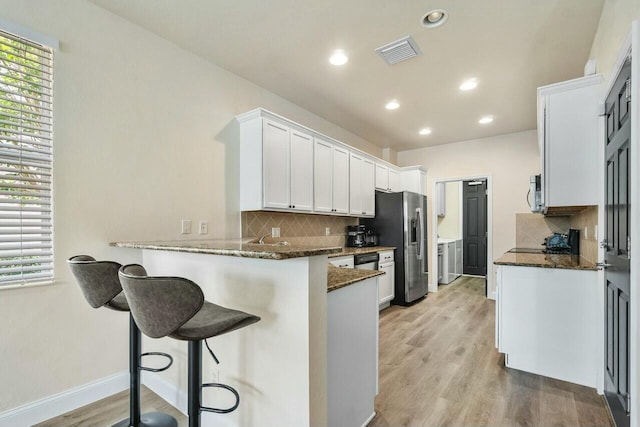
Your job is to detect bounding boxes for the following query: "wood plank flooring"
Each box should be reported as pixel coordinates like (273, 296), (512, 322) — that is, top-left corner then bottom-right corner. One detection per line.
(370, 275), (613, 427)
(39, 275), (612, 426)
(34, 386), (187, 427)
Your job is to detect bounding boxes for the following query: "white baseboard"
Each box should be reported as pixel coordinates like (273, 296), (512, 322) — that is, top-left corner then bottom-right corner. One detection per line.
(141, 371), (187, 415)
(0, 371), (128, 427)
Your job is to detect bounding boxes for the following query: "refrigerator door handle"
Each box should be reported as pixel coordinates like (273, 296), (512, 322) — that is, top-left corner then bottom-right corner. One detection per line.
(416, 207), (424, 260)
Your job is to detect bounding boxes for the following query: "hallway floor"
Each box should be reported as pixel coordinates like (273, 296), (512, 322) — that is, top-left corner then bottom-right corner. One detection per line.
(370, 275), (612, 427)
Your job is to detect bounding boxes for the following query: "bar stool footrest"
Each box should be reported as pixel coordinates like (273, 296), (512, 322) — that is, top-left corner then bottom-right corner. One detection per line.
(140, 352), (173, 372)
(112, 411), (178, 427)
(201, 383), (240, 414)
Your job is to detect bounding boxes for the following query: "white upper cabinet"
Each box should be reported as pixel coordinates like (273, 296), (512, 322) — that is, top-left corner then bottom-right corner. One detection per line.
(375, 163), (401, 192)
(538, 75), (603, 209)
(263, 119), (291, 209)
(262, 119), (313, 211)
(314, 139), (349, 214)
(350, 154), (375, 216)
(332, 146), (350, 214)
(400, 166), (427, 196)
(237, 108), (422, 216)
(289, 130), (314, 211)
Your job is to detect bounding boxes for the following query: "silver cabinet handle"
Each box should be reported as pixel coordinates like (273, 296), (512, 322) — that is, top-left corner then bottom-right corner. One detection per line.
(596, 262), (611, 270)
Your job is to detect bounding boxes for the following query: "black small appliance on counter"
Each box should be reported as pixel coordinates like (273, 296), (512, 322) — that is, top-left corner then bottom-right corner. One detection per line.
(543, 229), (580, 255)
(346, 225), (378, 247)
(347, 225), (366, 247)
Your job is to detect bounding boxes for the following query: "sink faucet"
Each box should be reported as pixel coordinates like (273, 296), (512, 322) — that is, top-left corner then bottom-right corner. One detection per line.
(258, 234), (271, 244)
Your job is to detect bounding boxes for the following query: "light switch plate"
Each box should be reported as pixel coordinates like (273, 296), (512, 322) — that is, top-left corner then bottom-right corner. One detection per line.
(181, 219), (192, 234)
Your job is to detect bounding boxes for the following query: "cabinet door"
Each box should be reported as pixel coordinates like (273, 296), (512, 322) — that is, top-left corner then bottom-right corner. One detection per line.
(388, 169), (400, 192)
(332, 147), (350, 214)
(362, 158), (375, 216)
(314, 139), (333, 213)
(379, 262), (395, 304)
(263, 119), (290, 209)
(289, 130), (313, 211)
(350, 154), (363, 215)
(375, 164), (389, 191)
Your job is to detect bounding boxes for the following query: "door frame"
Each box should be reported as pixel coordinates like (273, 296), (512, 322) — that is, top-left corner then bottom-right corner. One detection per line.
(430, 174), (493, 298)
(600, 20), (639, 425)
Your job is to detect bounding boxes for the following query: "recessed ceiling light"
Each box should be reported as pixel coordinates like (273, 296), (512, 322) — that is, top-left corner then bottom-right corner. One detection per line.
(419, 128), (432, 135)
(478, 116), (494, 124)
(459, 78), (478, 91)
(421, 9), (448, 28)
(329, 49), (348, 66)
(385, 100), (400, 110)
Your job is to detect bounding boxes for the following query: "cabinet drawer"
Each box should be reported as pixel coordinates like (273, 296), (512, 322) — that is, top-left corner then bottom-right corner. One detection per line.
(329, 255), (355, 269)
(379, 250), (394, 263)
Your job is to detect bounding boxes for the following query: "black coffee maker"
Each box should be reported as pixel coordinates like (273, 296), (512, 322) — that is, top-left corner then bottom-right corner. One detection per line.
(567, 229), (580, 255)
(346, 225), (366, 247)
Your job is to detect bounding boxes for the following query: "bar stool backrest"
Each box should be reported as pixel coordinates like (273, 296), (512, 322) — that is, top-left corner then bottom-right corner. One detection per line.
(119, 264), (205, 339)
(68, 255), (123, 309)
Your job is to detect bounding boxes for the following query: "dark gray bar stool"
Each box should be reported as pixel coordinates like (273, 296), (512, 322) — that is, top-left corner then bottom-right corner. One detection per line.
(68, 255), (178, 427)
(118, 264), (261, 427)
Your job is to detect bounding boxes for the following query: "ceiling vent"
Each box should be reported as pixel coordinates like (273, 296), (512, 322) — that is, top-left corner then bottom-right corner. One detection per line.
(375, 36), (422, 65)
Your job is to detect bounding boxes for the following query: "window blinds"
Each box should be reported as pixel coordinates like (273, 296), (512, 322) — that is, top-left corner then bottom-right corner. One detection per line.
(0, 30), (53, 287)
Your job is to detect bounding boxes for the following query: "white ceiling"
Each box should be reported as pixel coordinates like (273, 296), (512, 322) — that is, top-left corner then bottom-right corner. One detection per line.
(89, 0), (604, 151)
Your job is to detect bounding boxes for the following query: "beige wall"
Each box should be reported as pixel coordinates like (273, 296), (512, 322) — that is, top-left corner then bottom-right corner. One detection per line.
(589, 0), (640, 81)
(397, 130), (540, 295)
(0, 0), (382, 412)
(437, 182), (461, 240)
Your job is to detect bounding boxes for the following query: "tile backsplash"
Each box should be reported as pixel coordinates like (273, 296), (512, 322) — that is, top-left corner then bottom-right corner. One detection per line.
(515, 206), (598, 263)
(241, 211), (358, 247)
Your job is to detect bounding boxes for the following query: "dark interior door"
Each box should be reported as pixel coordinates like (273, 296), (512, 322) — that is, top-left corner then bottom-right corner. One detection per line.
(463, 180), (487, 276)
(604, 56), (631, 427)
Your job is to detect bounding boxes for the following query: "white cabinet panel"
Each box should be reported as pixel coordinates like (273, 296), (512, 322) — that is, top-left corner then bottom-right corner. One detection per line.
(538, 75), (603, 208)
(313, 139), (333, 213)
(351, 154), (374, 217)
(497, 265), (598, 387)
(375, 164), (389, 191)
(362, 159), (375, 216)
(263, 119), (290, 209)
(332, 147), (350, 214)
(379, 262), (395, 305)
(388, 169), (400, 192)
(289, 130), (313, 211)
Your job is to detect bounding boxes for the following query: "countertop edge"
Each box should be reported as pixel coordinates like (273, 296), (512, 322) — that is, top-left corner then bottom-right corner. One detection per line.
(110, 241), (342, 260)
(327, 266), (385, 292)
(494, 252), (598, 271)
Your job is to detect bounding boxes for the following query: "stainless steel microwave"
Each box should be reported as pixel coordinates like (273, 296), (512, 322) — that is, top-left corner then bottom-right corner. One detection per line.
(529, 174), (543, 213)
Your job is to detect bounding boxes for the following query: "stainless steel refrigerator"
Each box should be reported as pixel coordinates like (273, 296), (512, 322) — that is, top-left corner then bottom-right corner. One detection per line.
(362, 191), (428, 305)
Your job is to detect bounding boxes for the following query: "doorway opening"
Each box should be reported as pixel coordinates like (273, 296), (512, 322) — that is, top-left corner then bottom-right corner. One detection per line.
(431, 175), (493, 298)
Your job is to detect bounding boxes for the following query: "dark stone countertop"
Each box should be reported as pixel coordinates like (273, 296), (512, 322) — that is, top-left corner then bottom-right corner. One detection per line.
(328, 246), (396, 258)
(494, 252), (597, 271)
(110, 239), (342, 260)
(327, 265), (385, 292)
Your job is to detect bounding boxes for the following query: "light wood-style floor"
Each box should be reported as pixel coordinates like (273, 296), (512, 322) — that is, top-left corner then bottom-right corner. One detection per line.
(371, 275), (612, 427)
(40, 275), (612, 427)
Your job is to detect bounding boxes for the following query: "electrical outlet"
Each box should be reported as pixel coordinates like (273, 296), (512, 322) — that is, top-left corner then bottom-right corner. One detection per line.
(272, 227), (280, 238)
(584, 226), (588, 240)
(325, 227), (331, 236)
(181, 219), (192, 234)
(199, 221), (208, 235)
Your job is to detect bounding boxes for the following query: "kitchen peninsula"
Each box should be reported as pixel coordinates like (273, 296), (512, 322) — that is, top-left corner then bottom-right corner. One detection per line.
(111, 239), (383, 427)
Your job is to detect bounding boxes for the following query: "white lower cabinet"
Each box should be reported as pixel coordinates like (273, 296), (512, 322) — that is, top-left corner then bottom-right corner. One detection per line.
(496, 265), (598, 387)
(378, 250), (395, 308)
(328, 277), (378, 427)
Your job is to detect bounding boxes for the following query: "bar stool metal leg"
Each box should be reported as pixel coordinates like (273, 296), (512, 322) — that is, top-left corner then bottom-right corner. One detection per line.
(188, 341), (202, 427)
(112, 315), (178, 427)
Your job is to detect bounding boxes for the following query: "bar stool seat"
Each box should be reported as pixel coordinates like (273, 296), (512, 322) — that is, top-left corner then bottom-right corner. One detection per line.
(118, 264), (260, 427)
(68, 255), (177, 427)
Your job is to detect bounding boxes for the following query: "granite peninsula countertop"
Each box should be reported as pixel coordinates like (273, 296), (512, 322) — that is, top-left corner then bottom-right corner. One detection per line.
(110, 239), (341, 260)
(328, 246), (396, 258)
(494, 252), (597, 271)
(327, 265), (385, 292)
